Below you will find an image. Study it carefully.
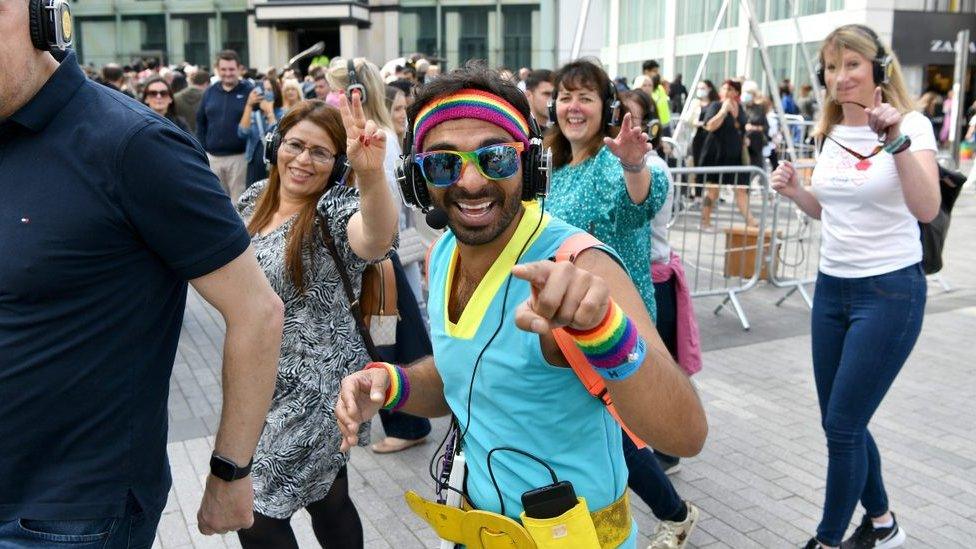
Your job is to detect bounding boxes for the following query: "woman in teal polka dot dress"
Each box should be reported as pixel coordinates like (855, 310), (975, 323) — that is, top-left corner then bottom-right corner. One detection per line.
(544, 60), (701, 549)
(544, 61), (669, 324)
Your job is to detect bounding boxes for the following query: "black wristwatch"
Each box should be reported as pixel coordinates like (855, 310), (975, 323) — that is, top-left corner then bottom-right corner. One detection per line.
(210, 453), (253, 481)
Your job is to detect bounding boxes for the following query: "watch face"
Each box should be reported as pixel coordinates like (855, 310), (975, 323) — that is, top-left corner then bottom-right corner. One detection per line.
(210, 455), (237, 481)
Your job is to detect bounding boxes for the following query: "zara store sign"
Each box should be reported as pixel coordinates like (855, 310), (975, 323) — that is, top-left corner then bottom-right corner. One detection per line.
(892, 11), (976, 66)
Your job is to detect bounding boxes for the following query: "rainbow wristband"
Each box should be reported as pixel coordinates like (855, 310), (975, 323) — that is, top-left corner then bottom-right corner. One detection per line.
(565, 300), (646, 381)
(364, 362), (410, 411)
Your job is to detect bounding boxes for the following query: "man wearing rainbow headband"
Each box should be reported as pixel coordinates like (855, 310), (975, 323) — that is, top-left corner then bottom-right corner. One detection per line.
(336, 65), (707, 549)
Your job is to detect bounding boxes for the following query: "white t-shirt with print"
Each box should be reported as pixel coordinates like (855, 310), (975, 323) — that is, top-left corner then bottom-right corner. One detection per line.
(811, 110), (937, 278)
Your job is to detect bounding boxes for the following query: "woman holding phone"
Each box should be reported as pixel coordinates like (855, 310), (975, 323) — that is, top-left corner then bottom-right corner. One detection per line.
(240, 76), (284, 186)
(771, 24), (938, 549)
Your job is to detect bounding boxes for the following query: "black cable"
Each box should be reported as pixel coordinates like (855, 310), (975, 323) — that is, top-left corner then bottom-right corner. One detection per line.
(486, 446), (559, 517)
(424, 195), (547, 504)
(458, 194), (546, 447)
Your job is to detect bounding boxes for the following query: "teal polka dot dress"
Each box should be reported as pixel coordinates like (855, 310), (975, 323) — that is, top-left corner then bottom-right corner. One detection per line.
(545, 145), (669, 323)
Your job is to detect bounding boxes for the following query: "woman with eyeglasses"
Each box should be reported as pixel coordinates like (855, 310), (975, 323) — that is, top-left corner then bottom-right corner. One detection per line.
(771, 25), (938, 549)
(544, 60), (700, 549)
(239, 75), (284, 187)
(235, 98), (398, 549)
(141, 77), (189, 133)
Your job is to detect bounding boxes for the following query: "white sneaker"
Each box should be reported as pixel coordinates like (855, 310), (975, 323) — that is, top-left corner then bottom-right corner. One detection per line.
(647, 501), (699, 549)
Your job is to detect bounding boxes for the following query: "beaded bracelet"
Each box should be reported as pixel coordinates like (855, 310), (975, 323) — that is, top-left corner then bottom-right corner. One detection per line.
(364, 362), (410, 411)
(564, 300), (647, 381)
(620, 157), (647, 173)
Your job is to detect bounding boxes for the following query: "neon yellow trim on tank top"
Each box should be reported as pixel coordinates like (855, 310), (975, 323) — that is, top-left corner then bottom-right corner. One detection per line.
(444, 201), (550, 339)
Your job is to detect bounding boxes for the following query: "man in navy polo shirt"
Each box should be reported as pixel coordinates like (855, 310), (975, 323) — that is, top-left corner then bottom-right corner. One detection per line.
(196, 49), (253, 203)
(0, 0), (284, 545)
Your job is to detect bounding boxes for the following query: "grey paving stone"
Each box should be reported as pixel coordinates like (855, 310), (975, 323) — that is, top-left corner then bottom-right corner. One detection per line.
(154, 200), (976, 547)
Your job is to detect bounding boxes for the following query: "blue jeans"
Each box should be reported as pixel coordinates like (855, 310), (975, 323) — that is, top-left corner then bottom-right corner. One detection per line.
(0, 493), (161, 548)
(621, 430), (684, 521)
(811, 264), (926, 545)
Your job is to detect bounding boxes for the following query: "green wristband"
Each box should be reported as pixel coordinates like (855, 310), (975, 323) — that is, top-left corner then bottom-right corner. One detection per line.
(883, 134), (910, 155)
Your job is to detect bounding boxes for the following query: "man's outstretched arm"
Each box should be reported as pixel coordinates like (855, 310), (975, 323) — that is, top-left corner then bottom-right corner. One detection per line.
(336, 355), (451, 452)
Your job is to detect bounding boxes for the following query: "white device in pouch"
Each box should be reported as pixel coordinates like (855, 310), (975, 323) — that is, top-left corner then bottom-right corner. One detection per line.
(439, 450), (466, 549)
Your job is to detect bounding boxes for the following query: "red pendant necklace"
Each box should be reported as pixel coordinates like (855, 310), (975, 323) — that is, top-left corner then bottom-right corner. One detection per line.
(830, 101), (886, 170)
(825, 135), (883, 171)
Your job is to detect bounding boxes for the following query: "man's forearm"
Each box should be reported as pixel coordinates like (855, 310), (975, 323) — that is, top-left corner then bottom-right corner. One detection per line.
(396, 355), (452, 418)
(212, 301), (283, 464)
(606, 346), (707, 457)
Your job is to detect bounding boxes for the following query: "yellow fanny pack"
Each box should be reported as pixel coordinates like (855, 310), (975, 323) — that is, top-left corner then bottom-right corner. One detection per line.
(404, 490), (632, 549)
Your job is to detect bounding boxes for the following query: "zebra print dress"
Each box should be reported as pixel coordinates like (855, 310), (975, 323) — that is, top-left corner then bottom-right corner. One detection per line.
(238, 179), (384, 519)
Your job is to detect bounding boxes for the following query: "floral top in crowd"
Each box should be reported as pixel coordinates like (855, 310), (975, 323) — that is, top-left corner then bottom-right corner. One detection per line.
(546, 145), (669, 322)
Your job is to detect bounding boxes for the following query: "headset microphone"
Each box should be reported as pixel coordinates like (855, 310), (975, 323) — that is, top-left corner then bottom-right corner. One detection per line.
(425, 208), (449, 230)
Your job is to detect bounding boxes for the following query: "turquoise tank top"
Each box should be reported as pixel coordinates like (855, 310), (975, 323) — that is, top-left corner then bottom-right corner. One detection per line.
(427, 202), (636, 548)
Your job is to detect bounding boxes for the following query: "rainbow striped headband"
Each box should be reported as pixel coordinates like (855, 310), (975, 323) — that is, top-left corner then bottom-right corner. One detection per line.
(412, 88), (531, 152)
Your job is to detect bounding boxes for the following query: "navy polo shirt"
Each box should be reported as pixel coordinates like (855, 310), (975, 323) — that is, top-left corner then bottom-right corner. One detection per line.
(0, 52), (251, 520)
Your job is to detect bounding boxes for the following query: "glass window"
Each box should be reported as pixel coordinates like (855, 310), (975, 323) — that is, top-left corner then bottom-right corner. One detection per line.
(119, 15), (166, 62)
(677, 0), (737, 35)
(222, 13), (248, 66)
(754, 0), (842, 21)
(453, 7), (490, 63)
(173, 14), (211, 67)
(400, 7), (438, 57)
(750, 41), (822, 90)
(75, 17), (116, 67)
(619, 0), (665, 43)
(503, 5), (535, 70)
(676, 51), (736, 85)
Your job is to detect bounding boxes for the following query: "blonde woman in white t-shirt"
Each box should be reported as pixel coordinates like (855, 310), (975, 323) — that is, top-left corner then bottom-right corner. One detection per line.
(771, 24), (939, 549)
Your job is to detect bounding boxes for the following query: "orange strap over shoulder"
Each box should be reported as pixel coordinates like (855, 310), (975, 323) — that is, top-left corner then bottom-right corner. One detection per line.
(551, 233), (647, 449)
(427, 231), (646, 448)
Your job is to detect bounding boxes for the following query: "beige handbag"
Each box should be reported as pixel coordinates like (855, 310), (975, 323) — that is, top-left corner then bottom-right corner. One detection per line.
(318, 213), (398, 357)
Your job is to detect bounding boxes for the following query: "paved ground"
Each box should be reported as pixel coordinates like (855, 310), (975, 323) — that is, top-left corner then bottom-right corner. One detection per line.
(154, 188), (976, 548)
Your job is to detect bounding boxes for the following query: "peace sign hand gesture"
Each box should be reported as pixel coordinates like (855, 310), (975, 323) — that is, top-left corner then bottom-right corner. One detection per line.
(604, 112), (652, 167)
(865, 87), (902, 142)
(338, 91), (387, 178)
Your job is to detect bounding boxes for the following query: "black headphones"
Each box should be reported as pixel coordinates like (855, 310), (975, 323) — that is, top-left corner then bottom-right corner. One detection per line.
(395, 110), (551, 213)
(645, 118), (662, 141)
(29, 0), (73, 52)
(816, 24), (892, 88)
(547, 79), (622, 130)
(264, 126), (350, 188)
(345, 58), (368, 104)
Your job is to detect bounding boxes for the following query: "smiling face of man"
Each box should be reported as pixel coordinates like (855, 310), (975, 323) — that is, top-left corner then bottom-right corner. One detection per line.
(422, 118), (524, 247)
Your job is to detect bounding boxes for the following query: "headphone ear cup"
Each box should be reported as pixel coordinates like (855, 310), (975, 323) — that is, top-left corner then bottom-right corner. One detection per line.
(521, 148), (536, 201)
(29, 0), (47, 50)
(646, 119), (662, 140)
(263, 130), (280, 166)
(328, 155), (349, 187)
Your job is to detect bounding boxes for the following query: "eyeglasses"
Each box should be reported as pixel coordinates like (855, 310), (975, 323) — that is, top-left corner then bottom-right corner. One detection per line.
(145, 90), (170, 98)
(414, 142), (524, 188)
(280, 138), (336, 165)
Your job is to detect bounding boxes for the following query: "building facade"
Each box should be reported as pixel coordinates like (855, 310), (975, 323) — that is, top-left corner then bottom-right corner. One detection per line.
(600, 0), (975, 96)
(70, 0), (604, 72)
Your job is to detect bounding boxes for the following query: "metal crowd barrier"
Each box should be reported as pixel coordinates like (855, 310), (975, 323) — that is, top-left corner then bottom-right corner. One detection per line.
(667, 165), (771, 330)
(763, 160), (820, 309)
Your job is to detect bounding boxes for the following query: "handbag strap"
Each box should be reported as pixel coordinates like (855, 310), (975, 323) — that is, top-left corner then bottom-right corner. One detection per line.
(317, 211), (383, 361)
